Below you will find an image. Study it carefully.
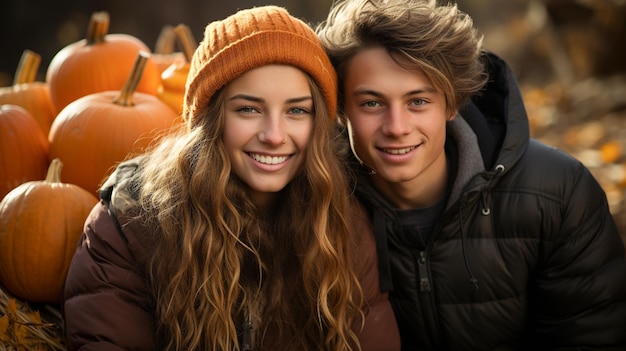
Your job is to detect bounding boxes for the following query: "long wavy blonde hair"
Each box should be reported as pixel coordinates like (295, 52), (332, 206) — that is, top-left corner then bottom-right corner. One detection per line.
(135, 74), (363, 350)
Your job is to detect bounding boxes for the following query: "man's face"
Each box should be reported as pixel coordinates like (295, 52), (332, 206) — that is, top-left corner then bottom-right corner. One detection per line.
(343, 47), (452, 207)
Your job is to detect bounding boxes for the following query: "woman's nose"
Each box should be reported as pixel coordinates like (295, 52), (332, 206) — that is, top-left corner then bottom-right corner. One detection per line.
(258, 115), (287, 145)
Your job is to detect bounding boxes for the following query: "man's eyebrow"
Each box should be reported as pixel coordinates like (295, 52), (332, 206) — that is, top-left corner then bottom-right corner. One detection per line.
(405, 87), (437, 96)
(351, 89), (384, 98)
(352, 87), (437, 98)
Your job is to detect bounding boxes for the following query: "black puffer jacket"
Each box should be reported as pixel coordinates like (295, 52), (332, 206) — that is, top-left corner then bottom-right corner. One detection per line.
(354, 53), (626, 350)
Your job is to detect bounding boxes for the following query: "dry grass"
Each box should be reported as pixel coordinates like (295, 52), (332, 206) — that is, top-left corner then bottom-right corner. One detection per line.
(0, 286), (66, 351)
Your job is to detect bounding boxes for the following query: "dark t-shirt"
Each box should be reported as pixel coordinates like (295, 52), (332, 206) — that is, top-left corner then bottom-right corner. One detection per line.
(393, 137), (458, 249)
(395, 198), (446, 249)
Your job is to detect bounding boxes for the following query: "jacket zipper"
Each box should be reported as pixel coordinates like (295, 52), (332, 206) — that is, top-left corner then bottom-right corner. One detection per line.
(416, 249), (442, 349)
(417, 251), (431, 292)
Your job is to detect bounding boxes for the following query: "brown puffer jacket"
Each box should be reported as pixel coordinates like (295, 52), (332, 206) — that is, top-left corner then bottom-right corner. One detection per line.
(63, 158), (400, 351)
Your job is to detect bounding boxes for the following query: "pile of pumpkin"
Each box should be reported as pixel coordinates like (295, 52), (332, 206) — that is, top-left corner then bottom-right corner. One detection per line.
(0, 11), (196, 349)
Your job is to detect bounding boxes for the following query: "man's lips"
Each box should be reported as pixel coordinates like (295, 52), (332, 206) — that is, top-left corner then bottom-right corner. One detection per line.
(378, 145), (417, 155)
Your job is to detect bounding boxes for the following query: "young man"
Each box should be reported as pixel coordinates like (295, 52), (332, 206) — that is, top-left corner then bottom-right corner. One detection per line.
(317, 0), (626, 349)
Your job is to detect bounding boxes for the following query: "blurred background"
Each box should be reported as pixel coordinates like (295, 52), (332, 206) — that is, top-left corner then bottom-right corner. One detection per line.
(1, 0), (625, 240)
(2, 0), (625, 84)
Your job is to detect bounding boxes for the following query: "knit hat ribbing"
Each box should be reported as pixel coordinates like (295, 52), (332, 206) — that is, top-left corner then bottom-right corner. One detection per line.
(183, 6), (337, 127)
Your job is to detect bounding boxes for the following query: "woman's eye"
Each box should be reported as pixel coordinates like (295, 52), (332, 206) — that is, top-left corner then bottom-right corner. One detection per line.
(288, 107), (310, 115)
(237, 106), (258, 114)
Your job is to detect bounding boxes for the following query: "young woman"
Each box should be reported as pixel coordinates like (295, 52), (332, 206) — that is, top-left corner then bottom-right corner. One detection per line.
(63, 6), (399, 351)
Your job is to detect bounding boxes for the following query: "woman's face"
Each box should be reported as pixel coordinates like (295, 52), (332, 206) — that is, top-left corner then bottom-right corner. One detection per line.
(223, 64), (314, 207)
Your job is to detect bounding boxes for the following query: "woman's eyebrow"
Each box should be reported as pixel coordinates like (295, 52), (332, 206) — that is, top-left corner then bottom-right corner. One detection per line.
(228, 94), (313, 104)
(228, 94), (263, 102)
(286, 96), (313, 104)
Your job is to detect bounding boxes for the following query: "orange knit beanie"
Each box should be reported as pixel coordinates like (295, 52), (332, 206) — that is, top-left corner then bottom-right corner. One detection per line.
(183, 6), (337, 127)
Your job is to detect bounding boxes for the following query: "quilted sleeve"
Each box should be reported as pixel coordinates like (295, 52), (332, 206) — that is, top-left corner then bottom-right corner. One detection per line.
(349, 199), (401, 351)
(63, 201), (155, 351)
(534, 162), (626, 348)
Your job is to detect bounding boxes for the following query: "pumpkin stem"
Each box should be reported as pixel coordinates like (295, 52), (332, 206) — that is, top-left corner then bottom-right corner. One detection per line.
(12, 49), (41, 85)
(155, 25), (176, 54)
(86, 11), (110, 45)
(174, 24), (197, 63)
(112, 51), (150, 107)
(46, 158), (63, 183)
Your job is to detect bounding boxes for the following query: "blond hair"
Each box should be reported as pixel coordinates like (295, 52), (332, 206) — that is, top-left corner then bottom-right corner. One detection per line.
(316, 0), (488, 116)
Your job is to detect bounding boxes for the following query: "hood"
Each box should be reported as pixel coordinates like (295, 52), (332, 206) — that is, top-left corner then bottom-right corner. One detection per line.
(461, 52), (530, 172)
(99, 156), (145, 215)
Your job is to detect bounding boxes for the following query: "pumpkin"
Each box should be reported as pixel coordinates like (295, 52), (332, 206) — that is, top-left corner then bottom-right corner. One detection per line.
(45, 11), (161, 113)
(0, 104), (49, 200)
(157, 23), (196, 115)
(152, 24), (186, 74)
(0, 158), (98, 304)
(0, 50), (56, 135)
(48, 51), (179, 195)
(157, 61), (189, 115)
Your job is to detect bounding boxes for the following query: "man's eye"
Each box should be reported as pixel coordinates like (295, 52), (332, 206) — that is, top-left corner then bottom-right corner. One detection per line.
(363, 101), (381, 108)
(410, 99), (426, 107)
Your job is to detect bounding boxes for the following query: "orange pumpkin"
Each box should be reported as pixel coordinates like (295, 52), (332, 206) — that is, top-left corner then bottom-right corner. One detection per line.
(0, 50), (56, 135)
(0, 104), (49, 200)
(48, 51), (179, 195)
(0, 158), (98, 304)
(152, 24), (186, 74)
(157, 23), (196, 115)
(157, 60), (189, 115)
(45, 11), (161, 113)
